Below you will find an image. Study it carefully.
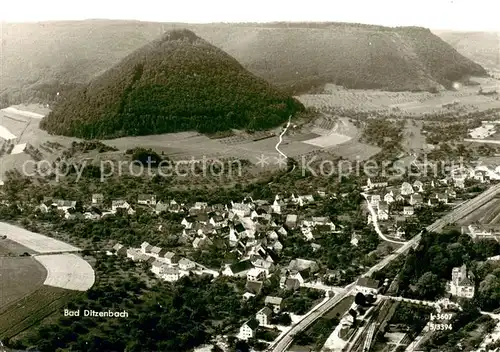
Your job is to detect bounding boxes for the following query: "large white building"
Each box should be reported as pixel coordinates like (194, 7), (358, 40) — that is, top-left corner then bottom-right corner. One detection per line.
(447, 264), (475, 299)
(239, 319), (259, 340)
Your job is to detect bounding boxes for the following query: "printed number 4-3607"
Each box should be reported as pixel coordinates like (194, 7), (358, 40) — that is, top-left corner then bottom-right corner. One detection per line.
(429, 323), (452, 331)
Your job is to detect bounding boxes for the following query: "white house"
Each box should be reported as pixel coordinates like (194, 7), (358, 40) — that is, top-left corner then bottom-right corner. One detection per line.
(271, 199), (285, 214)
(138, 194), (157, 206)
(111, 200), (134, 214)
(377, 202), (389, 220)
(222, 260), (254, 277)
(239, 320), (259, 340)
(247, 267), (267, 282)
(413, 180), (424, 193)
(400, 182), (414, 196)
(232, 202), (251, 218)
(140, 241), (153, 254)
(409, 194), (423, 206)
(164, 251), (180, 265)
(178, 258), (196, 271)
(366, 178), (388, 190)
(163, 267), (182, 282)
(91, 193), (104, 205)
(370, 194), (382, 207)
(436, 193), (448, 204)
(403, 206), (415, 216)
(464, 225), (499, 241)
(256, 307), (272, 326)
(151, 261), (167, 276)
(384, 192), (395, 204)
(55, 200), (77, 212)
(447, 264), (475, 299)
(300, 226), (314, 241)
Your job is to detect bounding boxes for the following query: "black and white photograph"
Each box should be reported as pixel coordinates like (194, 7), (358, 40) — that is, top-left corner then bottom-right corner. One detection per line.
(0, 0), (499, 351)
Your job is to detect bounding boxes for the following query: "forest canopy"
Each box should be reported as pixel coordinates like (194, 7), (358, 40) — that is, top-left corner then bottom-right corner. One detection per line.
(40, 29), (304, 139)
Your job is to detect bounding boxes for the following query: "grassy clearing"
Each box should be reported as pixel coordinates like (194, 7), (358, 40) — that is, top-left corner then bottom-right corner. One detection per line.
(0, 286), (80, 340)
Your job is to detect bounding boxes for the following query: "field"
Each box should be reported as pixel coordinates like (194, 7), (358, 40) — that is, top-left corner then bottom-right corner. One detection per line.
(0, 222), (80, 253)
(0, 105), (365, 172)
(297, 78), (500, 116)
(0, 103), (379, 178)
(402, 120), (429, 152)
(0, 238), (36, 256)
(35, 254), (95, 291)
(0, 286), (79, 340)
(0, 256), (47, 312)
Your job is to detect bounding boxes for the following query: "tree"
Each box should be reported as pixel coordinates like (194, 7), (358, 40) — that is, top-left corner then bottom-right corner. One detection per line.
(415, 271), (443, 300)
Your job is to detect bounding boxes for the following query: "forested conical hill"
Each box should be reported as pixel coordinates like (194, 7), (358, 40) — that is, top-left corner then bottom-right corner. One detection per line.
(39, 29), (304, 139)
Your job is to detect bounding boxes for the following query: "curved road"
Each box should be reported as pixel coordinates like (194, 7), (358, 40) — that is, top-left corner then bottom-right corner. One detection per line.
(361, 193), (407, 245)
(275, 116), (292, 159)
(268, 183), (500, 352)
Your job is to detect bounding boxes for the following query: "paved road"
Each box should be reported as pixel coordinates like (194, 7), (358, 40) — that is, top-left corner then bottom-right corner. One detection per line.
(268, 183), (500, 352)
(361, 192), (406, 245)
(275, 116), (292, 159)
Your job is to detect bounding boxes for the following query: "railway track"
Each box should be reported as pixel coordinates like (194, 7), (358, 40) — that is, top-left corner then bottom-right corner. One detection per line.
(268, 183), (500, 352)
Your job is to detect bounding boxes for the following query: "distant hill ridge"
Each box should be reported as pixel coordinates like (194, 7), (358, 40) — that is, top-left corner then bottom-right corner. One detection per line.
(39, 29), (304, 139)
(0, 20), (488, 106)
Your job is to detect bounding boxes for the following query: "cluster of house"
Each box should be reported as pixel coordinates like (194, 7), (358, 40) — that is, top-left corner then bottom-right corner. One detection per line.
(112, 241), (203, 282)
(447, 264), (475, 299)
(239, 296), (284, 340)
(364, 176), (467, 238)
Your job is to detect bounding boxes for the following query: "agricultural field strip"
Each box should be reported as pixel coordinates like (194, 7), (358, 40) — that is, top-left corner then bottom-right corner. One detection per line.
(0, 107), (45, 119)
(34, 253), (95, 291)
(0, 287), (75, 339)
(0, 125), (17, 140)
(0, 222), (80, 253)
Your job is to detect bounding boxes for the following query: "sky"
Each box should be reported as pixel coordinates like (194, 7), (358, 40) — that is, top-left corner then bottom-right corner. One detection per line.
(0, 0), (499, 31)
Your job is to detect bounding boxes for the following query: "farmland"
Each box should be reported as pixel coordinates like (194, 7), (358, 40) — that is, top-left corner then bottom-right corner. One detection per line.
(297, 77), (500, 116)
(0, 238), (36, 256)
(0, 256), (47, 312)
(0, 286), (79, 341)
(35, 254), (96, 291)
(0, 222), (80, 253)
(0, 104), (370, 177)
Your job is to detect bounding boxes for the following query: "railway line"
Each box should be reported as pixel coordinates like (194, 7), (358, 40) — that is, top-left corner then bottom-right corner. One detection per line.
(268, 183), (500, 352)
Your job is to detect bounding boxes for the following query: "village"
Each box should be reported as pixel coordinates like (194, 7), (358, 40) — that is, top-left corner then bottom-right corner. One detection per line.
(29, 158), (500, 349)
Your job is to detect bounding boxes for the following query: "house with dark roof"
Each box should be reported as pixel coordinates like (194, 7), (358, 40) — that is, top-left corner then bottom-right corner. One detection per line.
(256, 307), (272, 326)
(222, 260), (254, 277)
(265, 296), (283, 313)
(239, 319), (259, 340)
(140, 242), (153, 254)
(409, 193), (423, 206)
(112, 243), (126, 256)
(164, 251), (180, 265)
(245, 280), (263, 295)
(150, 246), (166, 258)
(280, 277), (300, 290)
